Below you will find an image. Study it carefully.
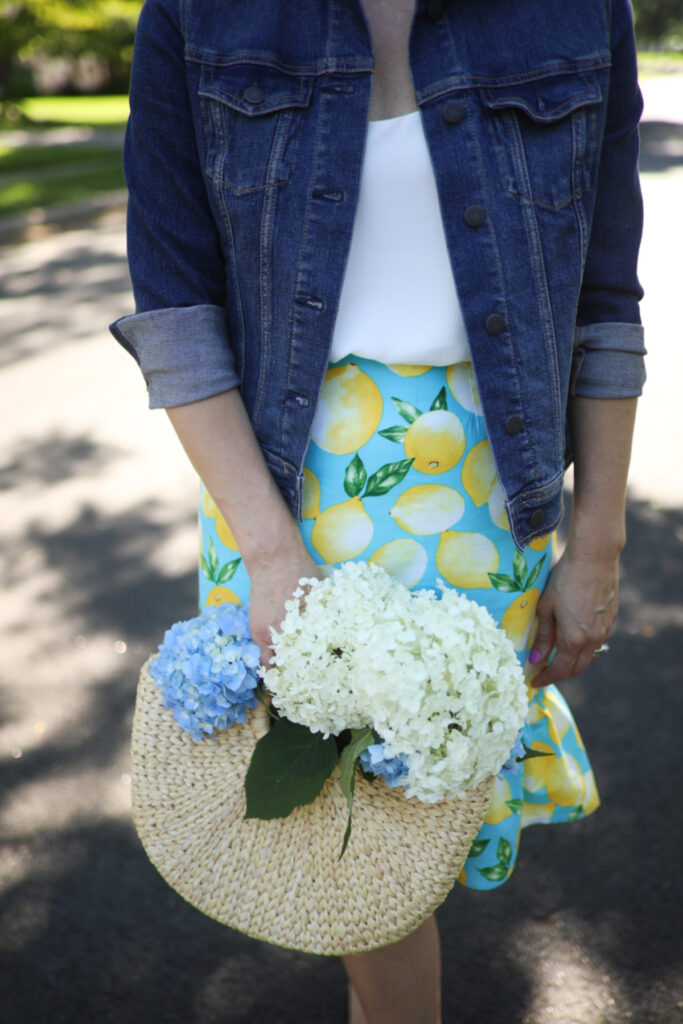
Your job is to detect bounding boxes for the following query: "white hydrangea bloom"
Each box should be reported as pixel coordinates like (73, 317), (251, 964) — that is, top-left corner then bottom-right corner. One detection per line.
(261, 562), (527, 800)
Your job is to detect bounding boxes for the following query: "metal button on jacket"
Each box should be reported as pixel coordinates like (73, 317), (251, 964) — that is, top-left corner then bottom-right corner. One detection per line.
(243, 84), (265, 104)
(427, 0), (445, 21)
(442, 100), (464, 124)
(529, 509), (545, 529)
(485, 313), (506, 335)
(505, 415), (524, 435)
(464, 205), (486, 227)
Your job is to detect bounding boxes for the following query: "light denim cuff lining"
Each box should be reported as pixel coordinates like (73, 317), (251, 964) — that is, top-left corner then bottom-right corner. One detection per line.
(109, 304), (239, 408)
(571, 322), (646, 398)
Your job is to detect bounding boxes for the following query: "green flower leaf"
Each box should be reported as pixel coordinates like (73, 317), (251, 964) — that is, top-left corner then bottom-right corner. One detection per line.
(344, 453), (367, 498)
(488, 572), (522, 593)
(506, 798), (524, 814)
(378, 425), (409, 443)
(244, 718), (338, 820)
(199, 554), (214, 582)
(338, 727), (375, 858)
(216, 558), (241, 584)
(477, 864), (509, 883)
(391, 397), (422, 424)
(524, 553), (547, 591)
(208, 536), (219, 578)
(520, 742), (554, 761)
(568, 806), (583, 822)
(497, 837), (513, 867)
(430, 386), (448, 411)
(468, 839), (490, 859)
(363, 459), (415, 497)
(513, 550), (527, 588)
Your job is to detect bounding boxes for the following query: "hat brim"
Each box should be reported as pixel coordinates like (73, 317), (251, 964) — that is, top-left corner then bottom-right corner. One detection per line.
(131, 658), (493, 956)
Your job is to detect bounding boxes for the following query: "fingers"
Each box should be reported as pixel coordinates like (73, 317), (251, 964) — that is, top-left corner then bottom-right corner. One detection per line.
(528, 604), (556, 670)
(531, 622), (610, 687)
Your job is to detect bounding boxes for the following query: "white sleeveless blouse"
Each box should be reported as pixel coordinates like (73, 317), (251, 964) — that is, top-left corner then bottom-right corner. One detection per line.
(329, 109), (472, 367)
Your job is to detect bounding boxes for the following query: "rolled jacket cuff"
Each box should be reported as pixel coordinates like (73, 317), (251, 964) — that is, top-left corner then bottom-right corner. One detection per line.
(109, 304), (239, 408)
(571, 322), (646, 398)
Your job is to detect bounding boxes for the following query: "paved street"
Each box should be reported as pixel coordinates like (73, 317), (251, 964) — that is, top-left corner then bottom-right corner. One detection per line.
(0, 75), (681, 1024)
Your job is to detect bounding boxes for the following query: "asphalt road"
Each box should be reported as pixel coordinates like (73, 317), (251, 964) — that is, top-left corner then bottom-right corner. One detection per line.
(0, 76), (681, 1024)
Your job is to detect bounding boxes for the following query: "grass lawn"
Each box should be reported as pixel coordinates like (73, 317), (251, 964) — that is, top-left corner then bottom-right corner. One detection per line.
(0, 165), (125, 216)
(0, 95), (128, 218)
(16, 95), (130, 128)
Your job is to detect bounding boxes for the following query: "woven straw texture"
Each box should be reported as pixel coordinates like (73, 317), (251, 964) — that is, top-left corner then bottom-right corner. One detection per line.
(131, 659), (494, 956)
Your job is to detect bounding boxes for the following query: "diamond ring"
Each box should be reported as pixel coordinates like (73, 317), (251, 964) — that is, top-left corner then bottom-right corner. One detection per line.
(593, 643), (610, 656)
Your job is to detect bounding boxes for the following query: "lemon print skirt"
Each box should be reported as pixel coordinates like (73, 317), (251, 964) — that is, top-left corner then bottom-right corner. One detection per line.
(198, 357), (600, 890)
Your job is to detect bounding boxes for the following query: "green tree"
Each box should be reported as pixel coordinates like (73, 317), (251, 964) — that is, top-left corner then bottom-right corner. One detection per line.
(0, 1), (142, 98)
(632, 0), (683, 43)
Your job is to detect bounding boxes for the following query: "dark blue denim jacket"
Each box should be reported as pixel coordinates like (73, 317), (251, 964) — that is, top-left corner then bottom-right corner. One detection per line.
(110, 0), (646, 549)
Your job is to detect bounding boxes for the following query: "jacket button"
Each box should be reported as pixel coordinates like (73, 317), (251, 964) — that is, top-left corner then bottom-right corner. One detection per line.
(530, 509), (545, 529)
(485, 313), (506, 335)
(243, 84), (265, 104)
(505, 415), (524, 435)
(427, 0), (445, 21)
(464, 205), (486, 227)
(442, 100), (464, 124)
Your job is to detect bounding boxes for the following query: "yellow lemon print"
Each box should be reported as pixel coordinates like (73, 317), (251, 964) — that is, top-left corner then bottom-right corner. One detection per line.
(311, 496), (373, 564)
(521, 802), (555, 826)
(544, 752), (588, 807)
(387, 364), (431, 377)
(461, 439), (497, 507)
(582, 769), (600, 815)
(542, 688), (575, 745)
(310, 363), (383, 454)
(485, 775), (513, 825)
(487, 477), (510, 531)
(521, 742), (555, 794)
(446, 362), (483, 416)
(201, 487), (218, 519)
(403, 409), (465, 474)
(369, 538), (428, 588)
(435, 531), (499, 588)
(501, 588), (541, 651)
(529, 533), (551, 551)
(205, 586), (242, 607)
(302, 466), (321, 519)
(522, 743), (586, 806)
(390, 484), (465, 535)
(215, 512), (239, 550)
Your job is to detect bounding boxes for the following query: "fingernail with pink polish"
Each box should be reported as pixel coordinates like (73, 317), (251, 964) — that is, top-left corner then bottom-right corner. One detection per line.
(529, 649), (541, 664)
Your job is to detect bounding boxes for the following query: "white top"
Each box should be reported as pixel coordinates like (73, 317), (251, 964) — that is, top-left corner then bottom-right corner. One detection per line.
(330, 110), (472, 366)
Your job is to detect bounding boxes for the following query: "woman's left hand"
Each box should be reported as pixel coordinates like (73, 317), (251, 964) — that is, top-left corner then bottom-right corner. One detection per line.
(528, 545), (619, 687)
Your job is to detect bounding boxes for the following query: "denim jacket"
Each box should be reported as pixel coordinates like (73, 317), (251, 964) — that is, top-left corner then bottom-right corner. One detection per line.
(110, 0), (646, 549)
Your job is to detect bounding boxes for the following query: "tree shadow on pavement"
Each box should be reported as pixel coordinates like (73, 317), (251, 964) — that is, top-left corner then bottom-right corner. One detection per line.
(0, 492), (680, 1023)
(0, 232), (131, 370)
(0, 433), (124, 491)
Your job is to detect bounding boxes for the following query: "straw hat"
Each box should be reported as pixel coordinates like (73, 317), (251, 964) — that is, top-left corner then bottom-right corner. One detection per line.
(131, 658), (494, 956)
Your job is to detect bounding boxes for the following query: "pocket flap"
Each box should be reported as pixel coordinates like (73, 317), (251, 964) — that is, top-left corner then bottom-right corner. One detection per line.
(199, 63), (313, 116)
(481, 70), (601, 123)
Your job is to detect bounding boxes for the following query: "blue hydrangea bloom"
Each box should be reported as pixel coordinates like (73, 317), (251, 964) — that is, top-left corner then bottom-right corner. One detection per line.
(149, 604), (260, 742)
(501, 730), (526, 774)
(360, 743), (410, 787)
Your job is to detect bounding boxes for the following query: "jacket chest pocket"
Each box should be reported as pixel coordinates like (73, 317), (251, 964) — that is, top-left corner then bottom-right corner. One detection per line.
(481, 70), (603, 211)
(198, 63), (313, 195)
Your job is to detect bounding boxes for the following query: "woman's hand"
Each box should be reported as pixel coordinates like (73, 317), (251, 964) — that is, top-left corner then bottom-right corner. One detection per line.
(528, 394), (637, 687)
(528, 544), (619, 687)
(248, 545), (326, 667)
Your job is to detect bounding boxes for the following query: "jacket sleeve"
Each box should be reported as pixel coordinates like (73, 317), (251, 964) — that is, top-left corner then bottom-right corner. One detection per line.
(572, 0), (646, 399)
(109, 0), (239, 408)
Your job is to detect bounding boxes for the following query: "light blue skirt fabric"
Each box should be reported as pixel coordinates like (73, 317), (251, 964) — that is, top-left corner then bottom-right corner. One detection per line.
(198, 357), (599, 890)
